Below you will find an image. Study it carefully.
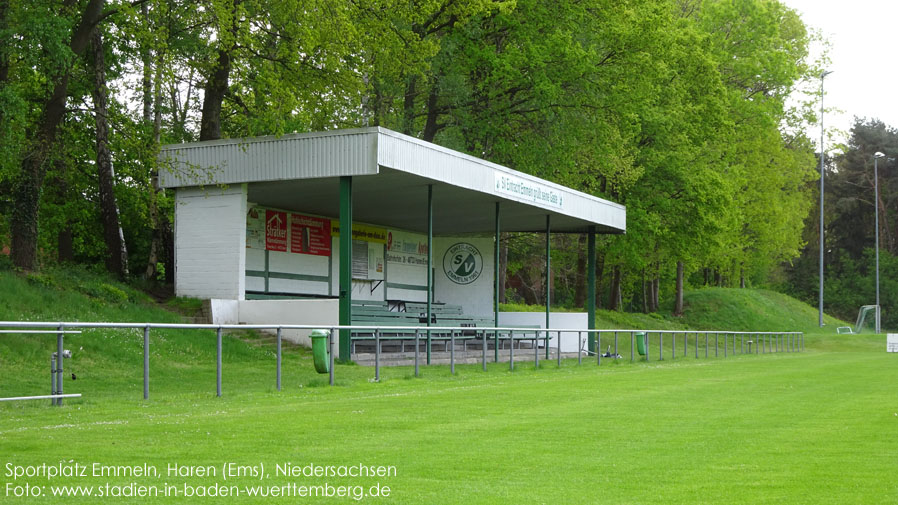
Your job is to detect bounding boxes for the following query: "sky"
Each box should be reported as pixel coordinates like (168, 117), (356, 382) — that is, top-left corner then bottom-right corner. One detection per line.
(782, 0), (898, 150)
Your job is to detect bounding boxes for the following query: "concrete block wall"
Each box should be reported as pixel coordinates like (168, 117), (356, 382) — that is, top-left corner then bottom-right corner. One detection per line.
(175, 185), (247, 299)
(498, 312), (588, 353)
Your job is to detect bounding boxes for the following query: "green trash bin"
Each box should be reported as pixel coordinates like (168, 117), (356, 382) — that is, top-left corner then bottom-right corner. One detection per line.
(635, 331), (647, 356)
(310, 329), (330, 374)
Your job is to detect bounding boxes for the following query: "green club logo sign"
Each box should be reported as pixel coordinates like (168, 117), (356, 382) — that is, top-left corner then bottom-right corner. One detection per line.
(443, 243), (483, 285)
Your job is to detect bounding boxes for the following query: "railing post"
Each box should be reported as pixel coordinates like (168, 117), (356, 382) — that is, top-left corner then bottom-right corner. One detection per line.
(415, 330), (420, 377)
(450, 332), (455, 375)
(510, 331), (515, 371)
(276, 327), (282, 392)
(557, 331), (562, 367)
(631, 331), (635, 363)
(659, 332), (663, 361)
(216, 327), (222, 397)
(534, 330), (540, 369)
(614, 331), (618, 357)
(597, 332), (601, 365)
(705, 333), (709, 358)
(482, 330), (487, 372)
(144, 325), (150, 400)
(375, 329), (381, 382)
(328, 328), (335, 386)
(50, 356), (56, 406)
(56, 325), (64, 406)
(578, 332), (582, 365)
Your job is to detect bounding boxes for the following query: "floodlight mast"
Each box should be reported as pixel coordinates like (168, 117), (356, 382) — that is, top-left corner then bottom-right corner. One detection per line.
(875, 151), (885, 333)
(819, 70), (832, 327)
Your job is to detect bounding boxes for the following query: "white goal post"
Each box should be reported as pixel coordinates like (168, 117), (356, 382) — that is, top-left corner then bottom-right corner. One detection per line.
(855, 305), (881, 334)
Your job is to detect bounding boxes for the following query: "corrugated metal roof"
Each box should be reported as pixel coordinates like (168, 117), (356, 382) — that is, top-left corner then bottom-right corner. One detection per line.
(159, 127), (625, 233)
(159, 129), (379, 187)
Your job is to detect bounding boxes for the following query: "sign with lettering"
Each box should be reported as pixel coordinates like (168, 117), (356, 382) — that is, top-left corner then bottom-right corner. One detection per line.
(265, 210), (288, 252)
(495, 172), (564, 209)
(888, 334), (898, 353)
(442, 242), (483, 285)
(290, 213), (331, 256)
(386, 230), (428, 268)
(331, 221), (387, 244)
(246, 208), (264, 249)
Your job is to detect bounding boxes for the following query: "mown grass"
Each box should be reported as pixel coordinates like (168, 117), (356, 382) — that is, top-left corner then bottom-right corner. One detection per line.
(1, 267), (895, 504)
(506, 287), (853, 332)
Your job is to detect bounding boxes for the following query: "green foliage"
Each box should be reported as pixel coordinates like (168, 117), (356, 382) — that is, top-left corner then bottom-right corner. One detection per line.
(1, 0), (823, 321)
(783, 119), (898, 329)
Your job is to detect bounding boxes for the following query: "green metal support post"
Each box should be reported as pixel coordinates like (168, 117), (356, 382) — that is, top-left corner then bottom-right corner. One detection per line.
(426, 184), (433, 365)
(494, 202), (500, 362)
(338, 176), (352, 361)
(587, 226), (596, 353)
(545, 215), (551, 359)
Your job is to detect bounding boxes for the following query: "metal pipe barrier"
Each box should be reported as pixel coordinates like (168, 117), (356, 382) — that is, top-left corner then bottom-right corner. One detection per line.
(0, 322), (803, 402)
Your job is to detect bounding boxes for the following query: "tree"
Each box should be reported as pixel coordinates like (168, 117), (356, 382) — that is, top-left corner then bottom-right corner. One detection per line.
(9, 0), (105, 270)
(90, 27), (129, 277)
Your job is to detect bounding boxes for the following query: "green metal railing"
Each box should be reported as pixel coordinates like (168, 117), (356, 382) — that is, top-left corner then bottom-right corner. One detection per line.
(0, 321), (803, 405)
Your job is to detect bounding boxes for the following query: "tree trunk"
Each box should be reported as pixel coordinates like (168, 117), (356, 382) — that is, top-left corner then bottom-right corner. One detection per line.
(573, 233), (587, 308)
(51, 161), (74, 263)
(402, 75), (417, 135)
(141, 2), (152, 124)
(10, 0), (105, 270)
(609, 266), (621, 311)
(652, 276), (659, 312)
(876, 187), (896, 255)
(740, 267), (745, 288)
(199, 45), (231, 141)
(642, 269), (648, 313)
(421, 84), (440, 142)
(145, 46), (164, 279)
(703, 267), (709, 286)
(92, 29), (129, 277)
(675, 261), (684, 316)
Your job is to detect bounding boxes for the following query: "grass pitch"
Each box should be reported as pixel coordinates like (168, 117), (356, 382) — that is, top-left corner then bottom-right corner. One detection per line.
(2, 334), (896, 504)
(1, 268), (896, 503)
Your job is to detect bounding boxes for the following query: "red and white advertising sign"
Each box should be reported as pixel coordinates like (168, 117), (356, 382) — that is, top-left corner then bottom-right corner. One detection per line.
(265, 210), (288, 252)
(290, 213), (331, 256)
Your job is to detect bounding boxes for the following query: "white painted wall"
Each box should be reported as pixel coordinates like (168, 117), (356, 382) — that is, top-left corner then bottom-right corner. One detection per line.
(175, 185), (247, 299)
(498, 312), (588, 353)
(434, 236), (494, 316)
(209, 299), (340, 348)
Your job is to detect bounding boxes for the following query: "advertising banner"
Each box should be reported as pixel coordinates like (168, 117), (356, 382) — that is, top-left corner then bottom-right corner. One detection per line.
(386, 230), (428, 268)
(290, 213), (331, 256)
(331, 221), (387, 244)
(265, 210), (288, 252)
(246, 208), (265, 249)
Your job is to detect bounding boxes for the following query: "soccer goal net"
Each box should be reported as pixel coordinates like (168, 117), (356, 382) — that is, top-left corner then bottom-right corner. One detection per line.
(855, 305), (880, 333)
